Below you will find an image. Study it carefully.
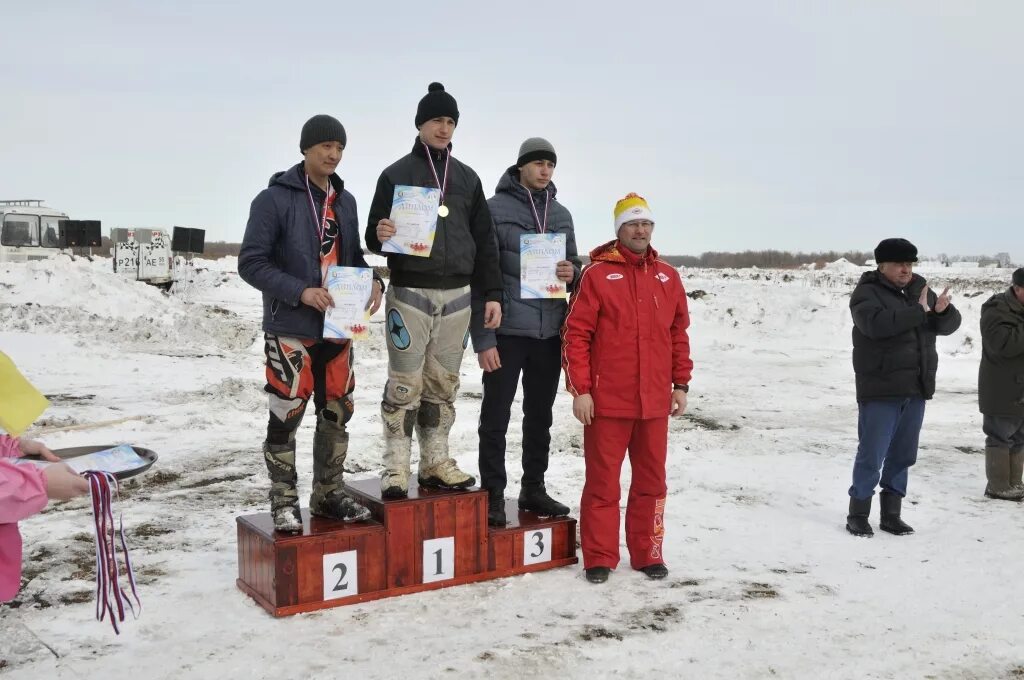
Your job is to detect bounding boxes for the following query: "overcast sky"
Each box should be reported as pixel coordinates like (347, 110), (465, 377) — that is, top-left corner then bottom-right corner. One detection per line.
(2, 1), (1021, 261)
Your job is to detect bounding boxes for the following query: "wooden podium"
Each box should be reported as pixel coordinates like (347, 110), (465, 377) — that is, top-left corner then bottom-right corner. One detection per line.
(237, 479), (577, 616)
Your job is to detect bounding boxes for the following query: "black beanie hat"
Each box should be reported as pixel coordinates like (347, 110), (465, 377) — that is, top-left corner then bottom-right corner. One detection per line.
(300, 114), (346, 152)
(415, 82), (460, 128)
(874, 238), (918, 264)
(1013, 268), (1024, 287)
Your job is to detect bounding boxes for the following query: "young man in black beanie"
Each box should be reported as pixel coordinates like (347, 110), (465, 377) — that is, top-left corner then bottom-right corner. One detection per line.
(365, 82), (503, 498)
(977, 267), (1024, 502)
(845, 237), (961, 537)
(470, 137), (581, 526)
(239, 114), (384, 532)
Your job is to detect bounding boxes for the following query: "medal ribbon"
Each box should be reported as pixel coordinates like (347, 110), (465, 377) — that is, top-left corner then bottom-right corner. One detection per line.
(86, 470), (141, 635)
(421, 142), (450, 208)
(305, 174), (334, 243)
(527, 188), (550, 234)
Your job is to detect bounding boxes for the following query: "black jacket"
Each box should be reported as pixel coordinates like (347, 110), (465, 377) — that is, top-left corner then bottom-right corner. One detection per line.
(364, 140), (502, 300)
(850, 271), (961, 401)
(979, 288), (1024, 417)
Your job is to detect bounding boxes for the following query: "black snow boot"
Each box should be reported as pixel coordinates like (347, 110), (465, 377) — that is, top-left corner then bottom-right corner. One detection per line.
(640, 563), (669, 580)
(846, 496), (873, 537)
(487, 490), (507, 528)
(518, 484), (570, 517)
(585, 567), (611, 584)
(878, 491), (914, 535)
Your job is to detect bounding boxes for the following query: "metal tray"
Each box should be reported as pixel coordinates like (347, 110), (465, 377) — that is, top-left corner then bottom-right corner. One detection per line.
(42, 444), (158, 480)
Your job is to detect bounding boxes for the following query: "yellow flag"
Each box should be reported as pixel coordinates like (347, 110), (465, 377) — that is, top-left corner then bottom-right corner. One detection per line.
(0, 351), (49, 436)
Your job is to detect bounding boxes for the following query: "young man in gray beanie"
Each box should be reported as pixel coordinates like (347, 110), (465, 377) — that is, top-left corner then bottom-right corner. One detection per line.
(977, 267), (1024, 501)
(365, 83), (504, 498)
(845, 238), (961, 537)
(470, 137), (581, 526)
(239, 114), (383, 532)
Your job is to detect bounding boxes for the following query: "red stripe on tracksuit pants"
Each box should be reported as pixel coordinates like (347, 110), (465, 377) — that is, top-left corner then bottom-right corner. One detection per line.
(582, 416), (667, 570)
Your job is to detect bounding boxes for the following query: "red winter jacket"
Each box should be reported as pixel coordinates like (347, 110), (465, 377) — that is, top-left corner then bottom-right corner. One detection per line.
(561, 240), (693, 419)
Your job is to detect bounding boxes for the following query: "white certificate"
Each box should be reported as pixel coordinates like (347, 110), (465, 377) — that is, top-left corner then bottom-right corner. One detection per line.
(520, 233), (566, 299)
(324, 266), (373, 340)
(383, 185), (440, 257)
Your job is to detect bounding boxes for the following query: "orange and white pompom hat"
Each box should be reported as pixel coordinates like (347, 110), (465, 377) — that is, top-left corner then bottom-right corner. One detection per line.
(614, 193), (655, 233)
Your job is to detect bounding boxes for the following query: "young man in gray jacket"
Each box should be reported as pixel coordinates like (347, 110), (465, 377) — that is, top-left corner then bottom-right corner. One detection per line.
(470, 138), (581, 526)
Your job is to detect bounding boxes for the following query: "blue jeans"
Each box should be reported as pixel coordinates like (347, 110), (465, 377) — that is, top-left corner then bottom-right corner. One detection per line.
(849, 398), (926, 500)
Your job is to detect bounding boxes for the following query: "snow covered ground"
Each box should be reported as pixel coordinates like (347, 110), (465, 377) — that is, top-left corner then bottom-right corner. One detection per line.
(1, 256), (1022, 679)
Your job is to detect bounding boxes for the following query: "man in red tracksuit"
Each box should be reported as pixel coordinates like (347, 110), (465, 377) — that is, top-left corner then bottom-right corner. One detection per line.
(561, 192), (692, 584)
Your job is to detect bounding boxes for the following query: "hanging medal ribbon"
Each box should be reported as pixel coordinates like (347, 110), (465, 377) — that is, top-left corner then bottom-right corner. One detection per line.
(85, 470), (141, 635)
(527, 188), (550, 234)
(421, 142), (451, 217)
(305, 175), (334, 243)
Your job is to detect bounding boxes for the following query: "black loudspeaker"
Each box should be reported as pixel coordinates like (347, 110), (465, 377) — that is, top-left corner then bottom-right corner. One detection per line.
(171, 227), (190, 252)
(61, 220), (102, 247)
(172, 226), (206, 254)
(188, 228), (205, 254)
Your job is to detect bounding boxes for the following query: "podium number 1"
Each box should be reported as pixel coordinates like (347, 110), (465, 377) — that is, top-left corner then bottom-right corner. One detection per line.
(422, 536), (455, 583)
(523, 527), (552, 566)
(322, 550), (359, 601)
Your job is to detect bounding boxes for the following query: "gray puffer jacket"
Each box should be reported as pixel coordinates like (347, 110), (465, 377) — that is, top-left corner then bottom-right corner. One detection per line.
(470, 167), (581, 352)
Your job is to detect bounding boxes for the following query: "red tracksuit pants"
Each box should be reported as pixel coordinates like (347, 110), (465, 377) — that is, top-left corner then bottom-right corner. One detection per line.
(581, 415), (668, 570)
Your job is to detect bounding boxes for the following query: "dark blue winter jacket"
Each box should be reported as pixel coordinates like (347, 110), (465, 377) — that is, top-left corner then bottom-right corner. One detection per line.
(239, 162), (380, 340)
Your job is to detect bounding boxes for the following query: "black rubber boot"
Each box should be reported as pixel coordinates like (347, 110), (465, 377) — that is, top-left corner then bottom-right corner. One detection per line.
(585, 567), (611, 584)
(846, 496), (873, 537)
(878, 491), (914, 535)
(518, 484), (570, 517)
(984, 445), (1024, 501)
(487, 490), (507, 527)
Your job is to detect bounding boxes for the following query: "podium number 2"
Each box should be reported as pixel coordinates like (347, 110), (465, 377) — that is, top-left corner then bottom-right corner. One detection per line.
(422, 536), (455, 583)
(523, 527), (552, 566)
(322, 550), (359, 601)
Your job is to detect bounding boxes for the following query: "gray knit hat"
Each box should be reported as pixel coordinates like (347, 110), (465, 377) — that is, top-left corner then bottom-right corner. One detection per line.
(300, 114), (346, 152)
(517, 137), (557, 167)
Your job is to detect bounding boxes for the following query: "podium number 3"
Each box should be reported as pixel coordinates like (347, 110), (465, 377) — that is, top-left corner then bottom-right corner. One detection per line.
(523, 527), (552, 566)
(322, 550), (359, 601)
(422, 536), (455, 583)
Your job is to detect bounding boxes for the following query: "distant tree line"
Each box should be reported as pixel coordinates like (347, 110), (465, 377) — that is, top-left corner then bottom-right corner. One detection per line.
(85, 241), (1015, 269)
(934, 252), (1012, 267)
(656, 250), (874, 269)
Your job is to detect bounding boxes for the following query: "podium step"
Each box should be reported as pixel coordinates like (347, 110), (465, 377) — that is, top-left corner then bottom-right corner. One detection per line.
(236, 509), (387, 616)
(236, 479), (578, 616)
(487, 500), (579, 574)
(344, 478), (489, 589)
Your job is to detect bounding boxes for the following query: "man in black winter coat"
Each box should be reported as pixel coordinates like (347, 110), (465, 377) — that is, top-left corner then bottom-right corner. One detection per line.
(845, 238), (961, 537)
(365, 82), (504, 499)
(239, 114), (383, 532)
(977, 267), (1024, 501)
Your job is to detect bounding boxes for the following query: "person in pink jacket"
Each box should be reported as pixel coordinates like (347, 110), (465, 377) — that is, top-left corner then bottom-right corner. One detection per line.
(0, 434), (89, 601)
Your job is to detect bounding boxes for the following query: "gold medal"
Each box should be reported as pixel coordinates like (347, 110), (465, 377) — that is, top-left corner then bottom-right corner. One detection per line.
(438, 204), (449, 218)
